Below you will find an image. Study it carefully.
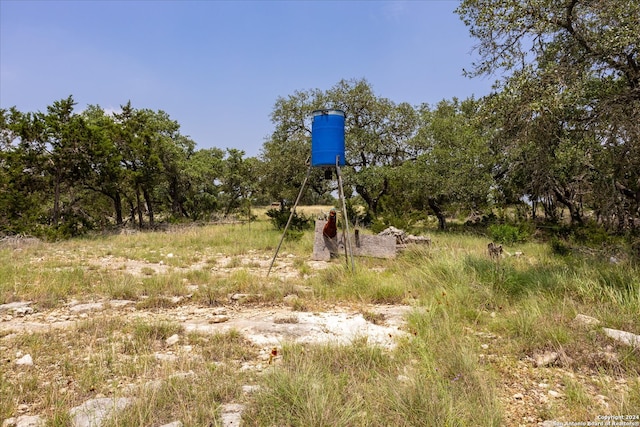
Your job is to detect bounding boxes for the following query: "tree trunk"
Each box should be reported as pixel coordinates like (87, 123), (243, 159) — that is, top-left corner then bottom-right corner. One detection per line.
(143, 187), (154, 226)
(553, 187), (583, 225)
(135, 187), (144, 229)
(53, 169), (61, 226)
(114, 192), (123, 225)
(355, 178), (388, 217)
(428, 197), (447, 230)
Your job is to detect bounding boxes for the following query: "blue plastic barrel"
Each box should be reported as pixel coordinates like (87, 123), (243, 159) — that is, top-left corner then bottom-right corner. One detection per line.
(311, 109), (345, 167)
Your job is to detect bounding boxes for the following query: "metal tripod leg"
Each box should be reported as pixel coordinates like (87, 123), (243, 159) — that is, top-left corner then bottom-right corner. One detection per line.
(336, 157), (355, 272)
(267, 164), (312, 277)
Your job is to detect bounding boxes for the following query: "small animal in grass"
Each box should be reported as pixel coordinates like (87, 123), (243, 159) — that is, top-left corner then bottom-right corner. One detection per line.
(323, 209), (338, 239)
(487, 242), (503, 259)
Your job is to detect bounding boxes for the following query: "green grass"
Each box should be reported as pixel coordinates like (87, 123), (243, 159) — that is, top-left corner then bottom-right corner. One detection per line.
(1, 219), (639, 425)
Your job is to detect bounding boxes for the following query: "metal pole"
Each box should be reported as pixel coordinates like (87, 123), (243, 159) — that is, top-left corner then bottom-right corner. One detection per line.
(335, 156), (355, 272)
(267, 164), (312, 277)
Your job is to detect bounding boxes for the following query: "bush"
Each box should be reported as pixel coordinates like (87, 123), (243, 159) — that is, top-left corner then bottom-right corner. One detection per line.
(487, 223), (530, 245)
(550, 237), (571, 256)
(571, 223), (612, 246)
(265, 208), (313, 232)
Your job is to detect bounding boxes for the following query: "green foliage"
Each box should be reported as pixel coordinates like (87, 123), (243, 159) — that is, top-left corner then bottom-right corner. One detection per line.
(370, 214), (412, 235)
(549, 237), (572, 256)
(571, 223), (613, 246)
(487, 223), (530, 245)
(265, 208), (313, 232)
(457, 0), (640, 230)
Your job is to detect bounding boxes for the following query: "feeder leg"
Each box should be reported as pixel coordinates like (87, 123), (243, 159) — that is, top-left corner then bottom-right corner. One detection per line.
(267, 165), (312, 277)
(336, 158), (355, 272)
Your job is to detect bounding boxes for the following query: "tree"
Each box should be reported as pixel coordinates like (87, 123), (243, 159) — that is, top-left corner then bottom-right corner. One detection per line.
(81, 105), (128, 225)
(113, 103), (186, 228)
(397, 98), (493, 229)
(156, 133), (196, 220)
(219, 149), (260, 217)
(183, 147), (225, 220)
(327, 79), (419, 216)
(457, 0), (640, 229)
(0, 108), (49, 234)
(260, 88), (330, 208)
(263, 79), (419, 217)
(41, 96), (95, 229)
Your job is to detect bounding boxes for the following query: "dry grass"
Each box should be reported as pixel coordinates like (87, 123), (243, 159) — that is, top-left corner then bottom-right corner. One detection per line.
(1, 219), (639, 425)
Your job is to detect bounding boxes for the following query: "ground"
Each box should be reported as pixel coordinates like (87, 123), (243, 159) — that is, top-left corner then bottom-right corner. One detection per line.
(1, 238), (639, 426)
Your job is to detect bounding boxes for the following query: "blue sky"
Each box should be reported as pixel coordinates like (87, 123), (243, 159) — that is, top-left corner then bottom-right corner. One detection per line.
(1, 0), (495, 157)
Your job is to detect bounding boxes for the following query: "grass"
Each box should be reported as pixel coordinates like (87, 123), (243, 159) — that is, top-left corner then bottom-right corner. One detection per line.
(1, 216), (639, 425)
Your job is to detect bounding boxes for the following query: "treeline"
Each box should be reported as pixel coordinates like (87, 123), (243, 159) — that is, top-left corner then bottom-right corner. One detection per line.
(1, 0), (638, 241)
(0, 99), (267, 237)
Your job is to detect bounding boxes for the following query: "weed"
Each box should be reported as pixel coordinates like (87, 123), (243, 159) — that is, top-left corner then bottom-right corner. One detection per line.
(361, 310), (386, 325)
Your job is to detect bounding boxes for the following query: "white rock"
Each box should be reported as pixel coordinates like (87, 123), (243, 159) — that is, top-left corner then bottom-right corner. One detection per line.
(209, 315), (230, 324)
(154, 353), (178, 362)
(158, 422), (182, 427)
(69, 302), (104, 313)
(548, 390), (561, 398)
(166, 334), (180, 346)
(595, 394), (609, 410)
(241, 384), (261, 394)
(69, 397), (130, 427)
(16, 354), (33, 366)
(0, 301), (33, 315)
(603, 328), (640, 347)
(1, 415), (45, 427)
(220, 403), (244, 427)
(513, 393), (524, 400)
(534, 351), (558, 367)
(573, 314), (600, 328)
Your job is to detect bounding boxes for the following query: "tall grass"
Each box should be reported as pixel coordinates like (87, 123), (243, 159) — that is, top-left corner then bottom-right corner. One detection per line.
(1, 221), (639, 425)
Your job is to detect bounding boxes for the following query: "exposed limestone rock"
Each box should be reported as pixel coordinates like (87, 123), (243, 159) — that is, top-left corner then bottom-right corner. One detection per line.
(241, 385), (260, 394)
(165, 334), (180, 346)
(404, 235), (431, 245)
(220, 403), (245, 427)
(209, 315), (230, 324)
(0, 302), (34, 316)
(378, 226), (406, 244)
(69, 397), (131, 427)
(602, 328), (640, 347)
(572, 314), (601, 328)
(15, 354), (33, 366)
(1, 415), (45, 427)
(69, 302), (104, 313)
(534, 351), (558, 367)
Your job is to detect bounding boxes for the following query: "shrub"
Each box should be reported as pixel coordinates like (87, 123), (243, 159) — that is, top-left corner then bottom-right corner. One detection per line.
(487, 223), (530, 245)
(265, 208), (313, 231)
(571, 223), (612, 246)
(550, 237), (571, 256)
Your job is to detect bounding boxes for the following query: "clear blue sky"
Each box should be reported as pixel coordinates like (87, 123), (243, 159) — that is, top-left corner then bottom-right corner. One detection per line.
(1, 0), (494, 157)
